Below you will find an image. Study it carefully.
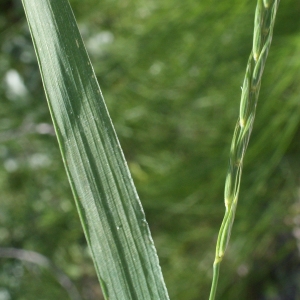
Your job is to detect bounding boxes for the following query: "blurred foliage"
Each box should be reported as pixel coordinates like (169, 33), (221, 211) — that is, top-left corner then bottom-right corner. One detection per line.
(1, 0), (300, 299)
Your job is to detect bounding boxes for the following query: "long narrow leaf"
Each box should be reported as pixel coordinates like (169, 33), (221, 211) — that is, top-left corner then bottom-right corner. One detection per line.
(21, 1), (170, 299)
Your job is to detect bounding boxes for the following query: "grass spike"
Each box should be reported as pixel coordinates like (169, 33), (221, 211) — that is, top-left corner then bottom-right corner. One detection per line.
(208, 1), (280, 299)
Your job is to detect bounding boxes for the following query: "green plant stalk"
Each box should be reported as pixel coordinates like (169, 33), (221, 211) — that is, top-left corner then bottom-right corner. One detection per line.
(209, 1), (280, 299)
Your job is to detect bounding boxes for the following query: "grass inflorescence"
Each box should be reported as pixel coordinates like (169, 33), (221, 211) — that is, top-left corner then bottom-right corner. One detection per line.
(209, 1), (280, 299)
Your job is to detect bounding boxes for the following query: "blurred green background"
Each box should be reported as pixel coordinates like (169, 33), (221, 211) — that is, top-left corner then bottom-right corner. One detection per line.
(1, 0), (300, 299)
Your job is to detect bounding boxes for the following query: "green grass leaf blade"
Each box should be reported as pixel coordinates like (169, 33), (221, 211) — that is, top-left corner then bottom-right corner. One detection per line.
(21, 1), (170, 299)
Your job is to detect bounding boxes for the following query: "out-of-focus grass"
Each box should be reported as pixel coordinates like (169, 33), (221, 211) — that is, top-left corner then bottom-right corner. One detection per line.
(0, 0), (300, 299)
